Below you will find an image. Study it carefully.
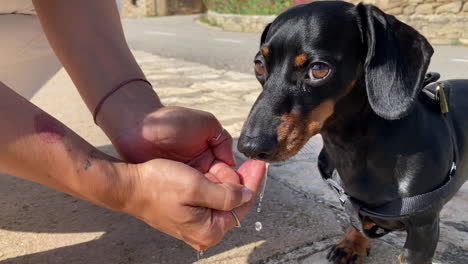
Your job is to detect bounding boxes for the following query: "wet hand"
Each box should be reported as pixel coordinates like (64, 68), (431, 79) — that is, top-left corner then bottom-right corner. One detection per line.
(124, 159), (266, 250)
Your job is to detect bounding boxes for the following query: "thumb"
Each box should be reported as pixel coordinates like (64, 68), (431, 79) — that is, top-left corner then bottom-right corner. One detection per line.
(191, 178), (253, 211)
(212, 159), (267, 230)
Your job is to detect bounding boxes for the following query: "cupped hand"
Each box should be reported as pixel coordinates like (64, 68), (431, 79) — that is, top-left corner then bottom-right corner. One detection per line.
(112, 106), (235, 172)
(124, 159), (266, 250)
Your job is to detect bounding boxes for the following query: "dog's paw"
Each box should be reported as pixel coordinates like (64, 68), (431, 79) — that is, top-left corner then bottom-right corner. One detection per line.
(327, 227), (371, 264)
(327, 245), (368, 264)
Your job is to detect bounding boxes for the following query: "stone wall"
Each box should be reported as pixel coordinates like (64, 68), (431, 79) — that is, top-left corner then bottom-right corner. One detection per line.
(121, 0), (156, 17)
(121, 0), (205, 17)
(165, 0), (206, 15)
(205, 0), (468, 45)
(206, 10), (276, 32)
(362, 0), (468, 45)
(362, 0), (468, 16)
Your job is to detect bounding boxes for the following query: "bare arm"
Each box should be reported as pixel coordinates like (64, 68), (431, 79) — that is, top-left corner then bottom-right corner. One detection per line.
(32, 0), (236, 168)
(22, 1), (264, 249)
(32, 0), (162, 138)
(0, 82), (132, 210)
(0, 82), (265, 250)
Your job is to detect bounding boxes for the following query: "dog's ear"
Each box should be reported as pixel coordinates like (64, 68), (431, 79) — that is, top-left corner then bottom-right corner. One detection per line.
(357, 4), (434, 120)
(260, 23), (272, 46)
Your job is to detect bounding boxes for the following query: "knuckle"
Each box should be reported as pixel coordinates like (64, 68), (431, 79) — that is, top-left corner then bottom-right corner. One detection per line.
(184, 215), (224, 249)
(204, 111), (216, 121)
(221, 184), (241, 211)
(223, 129), (233, 140)
(183, 178), (202, 202)
(199, 230), (222, 248)
(191, 218), (223, 248)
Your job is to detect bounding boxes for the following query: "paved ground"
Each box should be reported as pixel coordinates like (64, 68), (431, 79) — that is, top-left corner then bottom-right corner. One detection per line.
(122, 15), (468, 77)
(122, 15), (259, 74)
(1, 15), (468, 264)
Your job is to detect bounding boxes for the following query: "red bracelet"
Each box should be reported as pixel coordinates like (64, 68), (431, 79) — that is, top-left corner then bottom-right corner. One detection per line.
(93, 78), (152, 125)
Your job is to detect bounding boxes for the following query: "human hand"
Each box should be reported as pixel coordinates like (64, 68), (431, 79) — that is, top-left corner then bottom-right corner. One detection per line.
(124, 159), (266, 250)
(104, 105), (234, 172)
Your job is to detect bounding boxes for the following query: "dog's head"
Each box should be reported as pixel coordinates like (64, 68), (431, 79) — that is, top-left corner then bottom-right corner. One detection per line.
(238, 1), (433, 162)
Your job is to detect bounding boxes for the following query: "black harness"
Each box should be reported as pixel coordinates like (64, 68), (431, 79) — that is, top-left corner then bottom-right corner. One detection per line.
(320, 73), (459, 236)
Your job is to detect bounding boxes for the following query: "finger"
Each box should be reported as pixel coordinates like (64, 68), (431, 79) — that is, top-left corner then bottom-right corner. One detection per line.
(180, 207), (224, 250)
(208, 161), (240, 184)
(204, 172), (220, 183)
(183, 230), (213, 251)
(209, 128), (236, 167)
(184, 229), (222, 251)
(214, 159), (266, 230)
(188, 149), (215, 173)
(190, 179), (253, 211)
(186, 160), (265, 249)
(186, 242), (206, 251)
(237, 159), (266, 187)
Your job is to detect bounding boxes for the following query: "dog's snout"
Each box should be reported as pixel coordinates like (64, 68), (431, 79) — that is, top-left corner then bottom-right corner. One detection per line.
(238, 135), (277, 160)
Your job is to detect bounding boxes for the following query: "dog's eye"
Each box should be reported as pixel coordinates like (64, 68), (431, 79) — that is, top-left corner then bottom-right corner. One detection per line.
(255, 62), (265, 76)
(307, 63), (330, 80)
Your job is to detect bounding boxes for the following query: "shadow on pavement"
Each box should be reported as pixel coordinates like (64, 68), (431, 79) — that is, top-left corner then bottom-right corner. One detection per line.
(0, 143), (345, 264)
(2, 139), (468, 263)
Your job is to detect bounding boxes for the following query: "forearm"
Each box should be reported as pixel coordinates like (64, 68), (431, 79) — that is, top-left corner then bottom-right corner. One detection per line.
(0, 82), (133, 211)
(32, 0), (162, 137)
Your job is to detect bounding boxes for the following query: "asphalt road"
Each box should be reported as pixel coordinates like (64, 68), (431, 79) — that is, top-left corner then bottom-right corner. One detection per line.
(122, 15), (468, 79)
(122, 15), (259, 74)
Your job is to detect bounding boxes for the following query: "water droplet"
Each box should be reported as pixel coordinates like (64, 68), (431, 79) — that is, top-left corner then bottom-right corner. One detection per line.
(196, 250), (204, 260)
(254, 164), (269, 231)
(255, 163), (269, 213)
(255, 221), (263, 231)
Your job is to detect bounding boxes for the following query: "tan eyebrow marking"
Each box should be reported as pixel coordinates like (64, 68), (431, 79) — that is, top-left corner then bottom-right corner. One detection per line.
(294, 53), (308, 67)
(261, 46), (270, 57)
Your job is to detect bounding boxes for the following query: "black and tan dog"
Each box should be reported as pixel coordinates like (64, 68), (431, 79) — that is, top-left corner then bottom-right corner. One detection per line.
(238, 1), (468, 264)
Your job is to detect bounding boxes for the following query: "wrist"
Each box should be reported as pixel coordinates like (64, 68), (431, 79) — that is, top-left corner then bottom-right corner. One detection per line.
(94, 160), (138, 213)
(96, 80), (164, 140)
(69, 148), (137, 213)
(115, 160), (161, 218)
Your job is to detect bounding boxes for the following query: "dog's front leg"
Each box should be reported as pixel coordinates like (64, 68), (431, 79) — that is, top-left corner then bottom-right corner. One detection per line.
(400, 214), (440, 264)
(327, 226), (371, 264)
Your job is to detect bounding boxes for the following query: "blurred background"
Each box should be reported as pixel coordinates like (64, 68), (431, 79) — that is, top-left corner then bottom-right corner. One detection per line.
(120, 0), (468, 46)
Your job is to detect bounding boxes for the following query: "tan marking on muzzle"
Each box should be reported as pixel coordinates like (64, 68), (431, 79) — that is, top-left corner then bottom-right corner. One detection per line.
(276, 100), (335, 161)
(294, 53), (307, 67)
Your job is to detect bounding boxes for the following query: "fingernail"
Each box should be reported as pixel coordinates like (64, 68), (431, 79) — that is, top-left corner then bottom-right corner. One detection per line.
(241, 188), (253, 203)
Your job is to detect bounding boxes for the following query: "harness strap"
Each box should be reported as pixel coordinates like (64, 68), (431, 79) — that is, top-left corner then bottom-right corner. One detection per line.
(358, 82), (458, 218)
(325, 165), (456, 219)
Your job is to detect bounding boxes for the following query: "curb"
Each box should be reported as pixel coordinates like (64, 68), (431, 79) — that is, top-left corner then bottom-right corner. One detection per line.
(205, 10), (275, 33)
(203, 10), (468, 46)
(398, 14), (468, 45)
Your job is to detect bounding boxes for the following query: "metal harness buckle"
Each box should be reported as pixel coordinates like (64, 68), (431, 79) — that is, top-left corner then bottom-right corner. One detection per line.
(436, 84), (449, 114)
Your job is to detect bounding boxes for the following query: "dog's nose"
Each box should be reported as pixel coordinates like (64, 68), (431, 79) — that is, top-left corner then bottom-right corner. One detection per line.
(237, 135), (277, 160)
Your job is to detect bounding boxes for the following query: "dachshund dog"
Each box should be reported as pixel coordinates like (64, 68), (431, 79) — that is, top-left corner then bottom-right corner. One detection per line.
(237, 1), (468, 264)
